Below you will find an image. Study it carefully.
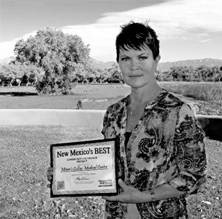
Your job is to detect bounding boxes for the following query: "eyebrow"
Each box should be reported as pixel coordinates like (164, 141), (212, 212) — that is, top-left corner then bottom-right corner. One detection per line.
(119, 54), (129, 57)
(138, 52), (148, 56)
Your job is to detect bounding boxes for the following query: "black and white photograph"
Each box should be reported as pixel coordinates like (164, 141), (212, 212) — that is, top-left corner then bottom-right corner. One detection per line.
(0, 0), (222, 218)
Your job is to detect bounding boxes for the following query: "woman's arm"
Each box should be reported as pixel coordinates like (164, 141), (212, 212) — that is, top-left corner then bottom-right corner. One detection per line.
(168, 103), (207, 196)
(103, 179), (185, 203)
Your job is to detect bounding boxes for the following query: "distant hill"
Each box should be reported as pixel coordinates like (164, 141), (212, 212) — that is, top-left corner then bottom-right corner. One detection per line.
(89, 58), (222, 72)
(88, 58), (115, 70)
(158, 58), (222, 72)
(1, 57), (222, 72)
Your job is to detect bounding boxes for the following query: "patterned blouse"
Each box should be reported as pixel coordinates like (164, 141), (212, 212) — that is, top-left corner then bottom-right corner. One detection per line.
(101, 89), (207, 219)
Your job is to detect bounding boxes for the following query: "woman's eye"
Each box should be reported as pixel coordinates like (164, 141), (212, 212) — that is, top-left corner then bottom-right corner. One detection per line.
(121, 57), (129, 61)
(139, 56), (148, 60)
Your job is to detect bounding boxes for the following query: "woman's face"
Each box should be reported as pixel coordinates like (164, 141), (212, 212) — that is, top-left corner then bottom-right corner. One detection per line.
(118, 45), (160, 89)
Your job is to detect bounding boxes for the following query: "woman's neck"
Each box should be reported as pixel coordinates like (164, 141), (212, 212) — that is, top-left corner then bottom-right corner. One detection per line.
(130, 83), (162, 107)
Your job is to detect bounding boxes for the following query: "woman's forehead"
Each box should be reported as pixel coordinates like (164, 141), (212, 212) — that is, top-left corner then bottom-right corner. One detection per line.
(119, 45), (152, 55)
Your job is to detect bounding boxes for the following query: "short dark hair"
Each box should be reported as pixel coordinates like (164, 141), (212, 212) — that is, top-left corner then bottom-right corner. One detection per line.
(115, 21), (160, 62)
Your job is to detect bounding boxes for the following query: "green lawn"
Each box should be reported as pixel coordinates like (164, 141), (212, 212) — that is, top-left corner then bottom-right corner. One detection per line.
(0, 83), (221, 218)
(0, 84), (130, 109)
(0, 83), (222, 115)
(0, 126), (221, 219)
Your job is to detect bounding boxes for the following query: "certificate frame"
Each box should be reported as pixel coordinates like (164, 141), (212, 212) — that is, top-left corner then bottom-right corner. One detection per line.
(50, 138), (118, 197)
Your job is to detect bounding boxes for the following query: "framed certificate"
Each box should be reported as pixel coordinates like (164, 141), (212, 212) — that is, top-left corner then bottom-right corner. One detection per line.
(50, 138), (118, 197)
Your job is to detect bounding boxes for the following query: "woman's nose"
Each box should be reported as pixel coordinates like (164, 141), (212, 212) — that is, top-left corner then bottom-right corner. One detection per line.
(130, 58), (139, 70)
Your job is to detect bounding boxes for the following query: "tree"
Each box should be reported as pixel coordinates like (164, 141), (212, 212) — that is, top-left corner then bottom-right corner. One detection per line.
(14, 28), (90, 94)
(104, 63), (123, 83)
(0, 62), (44, 86)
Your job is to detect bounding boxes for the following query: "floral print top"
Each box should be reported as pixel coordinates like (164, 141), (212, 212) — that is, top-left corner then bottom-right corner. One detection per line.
(101, 89), (207, 219)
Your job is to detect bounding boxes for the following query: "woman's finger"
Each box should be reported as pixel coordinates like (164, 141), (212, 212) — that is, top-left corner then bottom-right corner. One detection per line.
(102, 196), (117, 201)
(118, 179), (128, 190)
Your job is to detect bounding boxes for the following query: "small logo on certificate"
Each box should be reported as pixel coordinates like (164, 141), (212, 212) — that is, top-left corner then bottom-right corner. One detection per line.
(50, 138), (117, 197)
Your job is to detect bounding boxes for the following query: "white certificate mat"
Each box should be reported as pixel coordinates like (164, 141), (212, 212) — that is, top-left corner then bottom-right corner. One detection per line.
(50, 138), (117, 197)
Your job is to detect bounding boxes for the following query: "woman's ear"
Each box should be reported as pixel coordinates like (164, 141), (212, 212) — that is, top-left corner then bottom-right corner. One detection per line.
(155, 55), (161, 63)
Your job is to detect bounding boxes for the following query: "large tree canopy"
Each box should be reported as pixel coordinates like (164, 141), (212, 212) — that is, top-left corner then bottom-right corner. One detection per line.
(14, 28), (90, 94)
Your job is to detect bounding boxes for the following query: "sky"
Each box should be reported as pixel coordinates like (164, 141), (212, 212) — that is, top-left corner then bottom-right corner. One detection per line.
(0, 0), (222, 63)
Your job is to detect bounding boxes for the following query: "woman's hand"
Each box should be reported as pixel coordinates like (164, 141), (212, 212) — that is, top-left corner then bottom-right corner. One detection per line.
(103, 179), (150, 203)
(46, 167), (53, 187)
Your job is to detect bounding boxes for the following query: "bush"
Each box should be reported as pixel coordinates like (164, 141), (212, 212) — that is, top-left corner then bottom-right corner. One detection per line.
(35, 76), (72, 95)
(160, 82), (222, 103)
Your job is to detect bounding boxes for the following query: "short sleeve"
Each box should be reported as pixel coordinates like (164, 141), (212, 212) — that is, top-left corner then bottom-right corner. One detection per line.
(101, 109), (109, 138)
(169, 103), (207, 195)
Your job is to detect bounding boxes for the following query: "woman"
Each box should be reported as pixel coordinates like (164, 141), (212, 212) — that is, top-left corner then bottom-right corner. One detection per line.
(101, 21), (207, 219)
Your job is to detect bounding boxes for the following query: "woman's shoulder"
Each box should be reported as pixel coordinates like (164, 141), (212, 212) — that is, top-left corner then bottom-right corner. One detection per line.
(158, 90), (197, 121)
(158, 89), (191, 109)
(102, 96), (128, 135)
(105, 95), (129, 115)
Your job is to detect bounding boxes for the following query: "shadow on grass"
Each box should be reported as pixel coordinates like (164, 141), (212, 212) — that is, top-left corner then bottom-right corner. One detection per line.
(0, 92), (38, 96)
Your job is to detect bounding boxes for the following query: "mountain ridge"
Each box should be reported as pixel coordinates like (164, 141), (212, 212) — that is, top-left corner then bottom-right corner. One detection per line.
(1, 57), (222, 72)
(158, 58), (222, 72)
(88, 57), (222, 71)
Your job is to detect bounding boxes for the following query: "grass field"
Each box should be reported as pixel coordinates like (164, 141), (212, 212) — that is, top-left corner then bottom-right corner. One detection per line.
(0, 126), (221, 219)
(0, 84), (130, 109)
(0, 83), (222, 115)
(0, 83), (221, 218)
(160, 82), (222, 103)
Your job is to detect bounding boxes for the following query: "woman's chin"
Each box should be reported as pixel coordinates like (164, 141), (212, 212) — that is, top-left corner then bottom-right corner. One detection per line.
(128, 83), (147, 89)
(125, 79), (144, 88)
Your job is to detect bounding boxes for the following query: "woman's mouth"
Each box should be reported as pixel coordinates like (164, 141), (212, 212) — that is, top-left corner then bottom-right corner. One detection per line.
(129, 75), (143, 78)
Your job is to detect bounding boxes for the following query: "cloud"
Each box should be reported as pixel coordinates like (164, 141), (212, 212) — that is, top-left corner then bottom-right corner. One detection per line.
(0, 40), (16, 60)
(0, 31), (36, 61)
(0, 0), (222, 62)
(61, 23), (119, 62)
(98, 0), (222, 38)
(61, 0), (222, 61)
